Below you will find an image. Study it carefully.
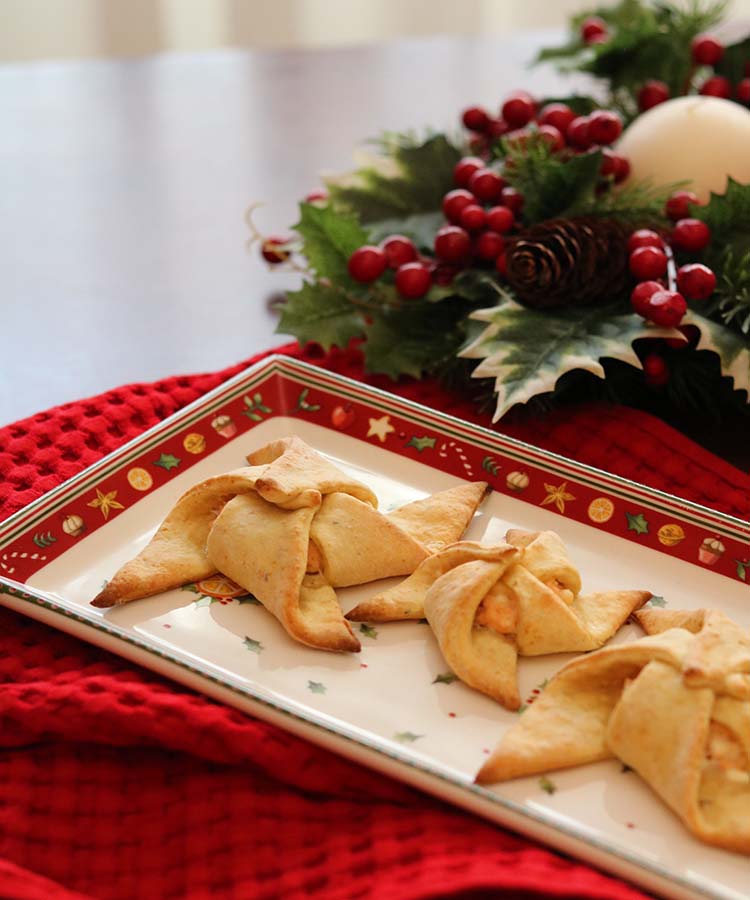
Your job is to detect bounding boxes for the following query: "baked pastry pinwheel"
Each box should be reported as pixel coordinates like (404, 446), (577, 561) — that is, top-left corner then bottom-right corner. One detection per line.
(347, 530), (649, 707)
(93, 436), (488, 653)
(477, 608), (750, 855)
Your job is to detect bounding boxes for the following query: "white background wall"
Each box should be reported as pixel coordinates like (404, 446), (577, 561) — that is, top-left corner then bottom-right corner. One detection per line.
(1, 0), (749, 62)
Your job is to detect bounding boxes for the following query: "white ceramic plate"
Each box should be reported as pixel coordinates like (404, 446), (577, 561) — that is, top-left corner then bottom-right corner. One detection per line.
(1, 355), (748, 900)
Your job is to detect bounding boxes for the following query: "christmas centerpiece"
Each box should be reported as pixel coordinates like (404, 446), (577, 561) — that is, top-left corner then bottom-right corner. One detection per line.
(253, 0), (750, 432)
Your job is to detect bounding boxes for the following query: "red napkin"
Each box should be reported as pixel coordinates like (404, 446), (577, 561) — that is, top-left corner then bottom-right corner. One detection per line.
(1, 342), (747, 900)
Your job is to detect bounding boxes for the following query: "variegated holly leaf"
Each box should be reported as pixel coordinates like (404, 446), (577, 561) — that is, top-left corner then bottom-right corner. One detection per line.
(686, 311), (750, 396)
(460, 299), (676, 421)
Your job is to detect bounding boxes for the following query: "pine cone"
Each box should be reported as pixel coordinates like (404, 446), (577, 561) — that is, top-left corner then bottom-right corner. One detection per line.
(505, 217), (628, 309)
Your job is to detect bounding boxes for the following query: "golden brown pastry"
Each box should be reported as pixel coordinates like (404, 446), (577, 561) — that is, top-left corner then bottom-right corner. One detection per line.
(476, 609), (750, 855)
(91, 468), (263, 607)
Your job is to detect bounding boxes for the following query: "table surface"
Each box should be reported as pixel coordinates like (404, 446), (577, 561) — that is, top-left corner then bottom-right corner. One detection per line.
(2, 31), (572, 426)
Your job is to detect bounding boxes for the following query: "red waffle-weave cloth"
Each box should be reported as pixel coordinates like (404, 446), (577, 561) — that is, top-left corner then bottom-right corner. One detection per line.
(1, 342), (748, 900)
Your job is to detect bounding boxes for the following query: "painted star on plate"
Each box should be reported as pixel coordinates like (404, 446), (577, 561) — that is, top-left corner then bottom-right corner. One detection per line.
(540, 481), (576, 514)
(87, 489), (125, 521)
(367, 415), (395, 443)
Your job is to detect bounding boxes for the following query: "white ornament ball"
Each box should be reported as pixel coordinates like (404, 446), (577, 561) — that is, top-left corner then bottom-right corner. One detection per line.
(617, 96), (750, 202)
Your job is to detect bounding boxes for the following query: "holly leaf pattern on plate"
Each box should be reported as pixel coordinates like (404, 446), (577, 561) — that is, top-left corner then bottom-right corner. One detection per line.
(539, 776), (557, 795)
(359, 623), (378, 639)
(307, 681), (326, 695)
(394, 731), (424, 744)
(460, 300), (675, 420)
(626, 512), (649, 535)
(432, 673), (457, 685)
(243, 637), (263, 654)
(406, 435), (436, 452)
(154, 453), (181, 471)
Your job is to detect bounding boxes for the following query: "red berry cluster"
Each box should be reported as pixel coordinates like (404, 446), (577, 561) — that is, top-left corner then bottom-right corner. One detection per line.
(347, 236), (434, 298)
(461, 94), (629, 185)
(628, 190), (716, 335)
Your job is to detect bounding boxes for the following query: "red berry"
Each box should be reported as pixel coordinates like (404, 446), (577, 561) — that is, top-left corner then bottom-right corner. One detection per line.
(700, 75), (732, 99)
(736, 78), (750, 105)
(587, 110), (623, 145)
(462, 106), (490, 132)
(645, 290), (687, 327)
(495, 252), (507, 276)
(468, 134), (489, 157)
(468, 168), (505, 202)
(691, 33), (724, 66)
(305, 188), (328, 206)
(666, 190), (700, 221)
(600, 148), (618, 178)
(500, 186), (524, 214)
(537, 124), (565, 152)
(379, 235), (417, 268)
(261, 236), (291, 264)
(538, 102), (576, 133)
(501, 91), (536, 128)
(638, 80), (670, 111)
(672, 218), (711, 252)
(347, 245), (386, 282)
(486, 118), (509, 138)
(453, 156), (485, 187)
(431, 263), (459, 286)
(581, 16), (608, 44)
(613, 155), (630, 184)
(486, 205), (515, 234)
(627, 229), (663, 254)
(459, 204), (487, 231)
(442, 189), (475, 223)
(643, 354), (670, 387)
(434, 225), (471, 263)
(629, 246), (667, 280)
(474, 231), (505, 261)
(566, 116), (592, 149)
(395, 262), (432, 299)
(631, 280), (664, 317)
(676, 263), (716, 300)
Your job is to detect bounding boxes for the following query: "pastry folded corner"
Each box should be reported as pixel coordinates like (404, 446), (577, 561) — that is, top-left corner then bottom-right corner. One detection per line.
(247, 436), (378, 510)
(310, 492), (429, 588)
(346, 542), (517, 623)
(425, 557), (522, 709)
(388, 482), (489, 552)
(91, 467), (263, 608)
(206, 492), (359, 652)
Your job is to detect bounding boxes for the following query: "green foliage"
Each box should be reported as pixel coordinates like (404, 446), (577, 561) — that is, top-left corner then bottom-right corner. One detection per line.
(570, 176), (674, 227)
(327, 134), (461, 224)
(278, 281), (365, 351)
(715, 33), (750, 84)
(294, 202), (368, 283)
(710, 247), (750, 334)
(537, 0), (728, 117)
(502, 135), (602, 222)
(693, 179), (750, 248)
(461, 299), (675, 419)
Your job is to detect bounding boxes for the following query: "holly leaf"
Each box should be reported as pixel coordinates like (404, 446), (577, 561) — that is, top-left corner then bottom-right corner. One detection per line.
(715, 34), (750, 87)
(647, 595), (666, 607)
(693, 179), (750, 250)
(307, 681), (326, 695)
(460, 300), (675, 420)
(154, 453), (181, 471)
(687, 311), (750, 397)
(363, 297), (473, 381)
(327, 134), (461, 224)
(626, 512), (649, 535)
(366, 211), (444, 252)
(294, 202), (369, 283)
(277, 281), (365, 351)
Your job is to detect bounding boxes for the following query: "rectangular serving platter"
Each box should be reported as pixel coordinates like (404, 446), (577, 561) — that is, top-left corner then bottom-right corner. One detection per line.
(1, 354), (748, 900)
